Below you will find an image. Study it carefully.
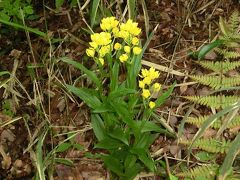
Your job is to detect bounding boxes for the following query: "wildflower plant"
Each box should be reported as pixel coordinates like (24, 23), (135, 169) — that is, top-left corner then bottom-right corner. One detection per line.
(61, 17), (174, 179)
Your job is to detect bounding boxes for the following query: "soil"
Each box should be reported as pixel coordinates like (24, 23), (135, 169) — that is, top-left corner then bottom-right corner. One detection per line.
(0, 0), (239, 179)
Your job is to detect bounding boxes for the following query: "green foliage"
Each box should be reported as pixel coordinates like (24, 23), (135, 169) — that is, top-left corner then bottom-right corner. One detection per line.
(176, 165), (218, 179)
(184, 95), (240, 109)
(197, 60), (240, 74)
(190, 75), (240, 90)
(0, 0), (34, 23)
(179, 11), (240, 179)
(2, 99), (15, 117)
(180, 138), (230, 153)
(186, 115), (240, 129)
(62, 17), (174, 179)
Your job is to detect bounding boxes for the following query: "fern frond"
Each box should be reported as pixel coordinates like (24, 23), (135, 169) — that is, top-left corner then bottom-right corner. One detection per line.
(176, 165), (218, 179)
(215, 48), (240, 59)
(180, 138), (230, 153)
(186, 116), (221, 129)
(186, 116), (240, 129)
(190, 75), (240, 89)
(184, 95), (240, 109)
(228, 11), (239, 32)
(198, 60), (240, 73)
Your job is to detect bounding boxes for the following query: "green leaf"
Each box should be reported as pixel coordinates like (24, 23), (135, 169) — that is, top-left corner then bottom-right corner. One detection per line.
(0, 71), (10, 76)
(0, 18), (47, 38)
(131, 148), (155, 172)
(66, 85), (101, 109)
(91, 114), (106, 141)
(137, 121), (166, 133)
(195, 152), (216, 161)
(110, 62), (119, 91)
(0, 12), (10, 21)
(60, 57), (101, 87)
(127, 0), (136, 19)
(125, 163), (142, 179)
(109, 127), (129, 145)
(197, 40), (224, 60)
(140, 0), (149, 36)
(169, 174), (178, 180)
(55, 143), (72, 152)
(219, 16), (230, 36)
(92, 103), (112, 113)
(55, 0), (64, 10)
(23, 6), (34, 15)
(55, 158), (74, 166)
(102, 155), (124, 176)
(108, 88), (136, 100)
(72, 144), (84, 151)
(90, 0), (100, 27)
(124, 154), (137, 169)
(155, 82), (175, 107)
(95, 137), (124, 150)
(36, 131), (47, 180)
(190, 101), (240, 153)
(219, 133), (240, 179)
(134, 132), (156, 150)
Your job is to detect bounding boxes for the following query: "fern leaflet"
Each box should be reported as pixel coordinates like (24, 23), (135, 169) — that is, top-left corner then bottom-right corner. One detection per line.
(184, 95), (240, 109)
(186, 116), (240, 129)
(176, 165), (218, 179)
(197, 60), (240, 73)
(180, 138), (230, 153)
(190, 75), (240, 89)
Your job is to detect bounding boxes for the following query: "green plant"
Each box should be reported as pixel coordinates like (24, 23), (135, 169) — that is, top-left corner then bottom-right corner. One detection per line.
(55, 0), (78, 10)
(0, 0), (35, 23)
(178, 11), (240, 179)
(61, 17), (174, 179)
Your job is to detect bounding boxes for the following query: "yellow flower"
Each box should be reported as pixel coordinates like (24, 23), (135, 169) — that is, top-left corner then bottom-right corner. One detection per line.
(118, 30), (129, 39)
(120, 19), (141, 36)
(89, 42), (98, 49)
(124, 46), (131, 53)
(114, 43), (122, 50)
(149, 101), (156, 109)
(148, 67), (160, 79)
(152, 83), (161, 92)
(139, 81), (145, 89)
(140, 69), (149, 78)
(100, 17), (119, 31)
(119, 54), (128, 63)
(86, 48), (95, 57)
(112, 27), (119, 37)
(133, 47), (142, 55)
(99, 45), (111, 57)
(99, 58), (104, 65)
(143, 76), (152, 85)
(91, 32), (111, 46)
(131, 37), (139, 45)
(142, 89), (151, 99)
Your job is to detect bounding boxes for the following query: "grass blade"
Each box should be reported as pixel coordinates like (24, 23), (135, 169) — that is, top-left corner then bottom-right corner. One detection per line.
(36, 131), (48, 180)
(190, 101), (240, 151)
(0, 19), (47, 38)
(60, 57), (101, 87)
(90, 0), (101, 27)
(218, 133), (240, 180)
(140, 0), (149, 36)
(127, 0), (136, 19)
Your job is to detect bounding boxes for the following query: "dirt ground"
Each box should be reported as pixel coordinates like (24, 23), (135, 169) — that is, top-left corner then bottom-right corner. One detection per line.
(0, 0), (239, 179)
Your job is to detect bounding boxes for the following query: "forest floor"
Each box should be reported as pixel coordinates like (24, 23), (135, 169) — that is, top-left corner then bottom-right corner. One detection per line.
(0, 0), (239, 179)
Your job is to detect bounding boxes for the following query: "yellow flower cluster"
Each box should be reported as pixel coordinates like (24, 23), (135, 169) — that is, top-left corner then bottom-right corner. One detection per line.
(100, 17), (119, 31)
(139, 67), (161, 109)
(119, 19), (141, 39)
(85, 32), (112, 65)
(86, 17), (142, 64)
